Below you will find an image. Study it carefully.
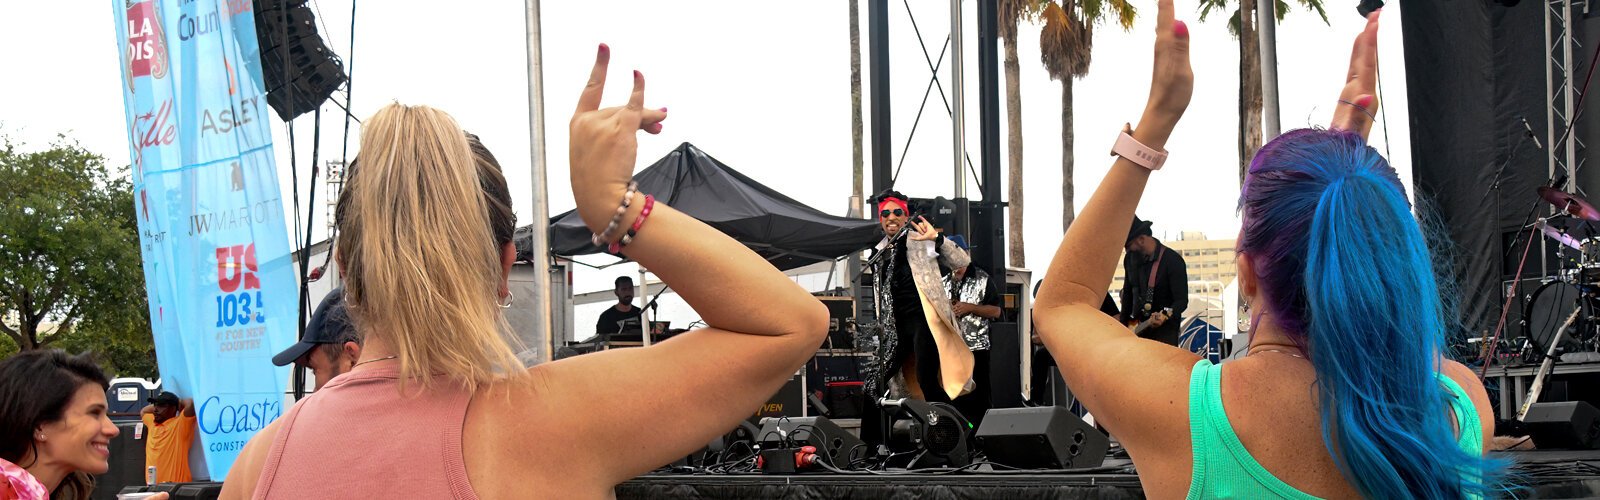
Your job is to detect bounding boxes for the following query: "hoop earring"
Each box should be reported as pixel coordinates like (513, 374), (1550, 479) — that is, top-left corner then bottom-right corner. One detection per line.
(498, 291), (514, 309)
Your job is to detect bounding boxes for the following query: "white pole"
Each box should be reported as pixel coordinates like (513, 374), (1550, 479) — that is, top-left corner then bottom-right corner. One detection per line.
(639, 268), (651, 347)
(1258, 0), (1281, 140)
(523, 0), (553, 362)
(950, 0), (967, 199)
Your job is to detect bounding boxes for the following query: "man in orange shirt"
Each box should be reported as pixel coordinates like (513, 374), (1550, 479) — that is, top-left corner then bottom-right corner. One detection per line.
(140, 391), (196, 483)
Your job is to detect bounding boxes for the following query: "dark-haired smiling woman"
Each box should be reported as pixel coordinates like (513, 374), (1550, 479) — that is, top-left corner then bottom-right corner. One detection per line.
(0, 350), (167, 500)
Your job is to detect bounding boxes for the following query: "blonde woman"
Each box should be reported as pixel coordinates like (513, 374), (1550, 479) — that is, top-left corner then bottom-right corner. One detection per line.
(220, 45), (827, 499)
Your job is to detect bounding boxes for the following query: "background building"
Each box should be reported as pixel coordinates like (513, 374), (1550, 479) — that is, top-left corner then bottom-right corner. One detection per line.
(1110, 232), (1238, 298)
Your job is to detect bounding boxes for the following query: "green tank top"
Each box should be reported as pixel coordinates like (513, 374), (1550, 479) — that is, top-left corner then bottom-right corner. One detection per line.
(1185, 359), (1483, 499)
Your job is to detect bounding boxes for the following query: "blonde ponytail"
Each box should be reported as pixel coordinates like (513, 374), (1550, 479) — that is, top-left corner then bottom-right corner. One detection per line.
(335, 103), (521, 391)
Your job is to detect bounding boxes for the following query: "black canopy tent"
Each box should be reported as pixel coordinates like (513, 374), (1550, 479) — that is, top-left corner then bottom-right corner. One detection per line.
(515, 142), (882, 271)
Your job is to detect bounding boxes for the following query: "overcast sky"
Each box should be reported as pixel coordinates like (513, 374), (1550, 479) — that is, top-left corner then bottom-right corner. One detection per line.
(1, 1), (1410, 336)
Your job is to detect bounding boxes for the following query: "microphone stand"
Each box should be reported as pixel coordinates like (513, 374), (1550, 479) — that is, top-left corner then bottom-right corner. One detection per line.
(642, 285), (669, 337)
(1480, 172), (1565, 377)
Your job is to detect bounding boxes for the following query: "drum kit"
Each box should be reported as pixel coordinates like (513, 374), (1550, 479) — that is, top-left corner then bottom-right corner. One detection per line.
(1502, 186), (1600, 365)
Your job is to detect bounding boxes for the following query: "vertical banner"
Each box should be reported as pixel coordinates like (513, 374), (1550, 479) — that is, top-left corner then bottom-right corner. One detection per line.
(112, 0), (296, 477)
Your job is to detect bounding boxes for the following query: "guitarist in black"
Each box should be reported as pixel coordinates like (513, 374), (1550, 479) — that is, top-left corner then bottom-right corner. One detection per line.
(1119, 216), (1188, 347)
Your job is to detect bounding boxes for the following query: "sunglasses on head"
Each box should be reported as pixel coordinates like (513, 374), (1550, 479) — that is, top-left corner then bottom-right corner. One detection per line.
(880, 208), (905, 218)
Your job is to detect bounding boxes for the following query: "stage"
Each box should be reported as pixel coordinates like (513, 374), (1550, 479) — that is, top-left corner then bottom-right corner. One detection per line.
(613, 451), (1600, 499)
(101, 450), (1600, 498)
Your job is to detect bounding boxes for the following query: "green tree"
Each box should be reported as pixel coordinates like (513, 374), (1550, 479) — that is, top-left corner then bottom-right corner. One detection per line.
(1040, 0), (1137, 232)
(0, 134), (153, 377)
(1197, 0), (1328, 181)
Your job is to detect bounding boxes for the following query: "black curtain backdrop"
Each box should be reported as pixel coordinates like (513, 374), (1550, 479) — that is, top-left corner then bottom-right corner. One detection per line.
(1401, 0), (1600, 341)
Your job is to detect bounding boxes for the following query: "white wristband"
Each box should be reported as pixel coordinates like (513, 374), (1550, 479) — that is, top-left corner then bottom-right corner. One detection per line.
(1110, 124), (1168, 170)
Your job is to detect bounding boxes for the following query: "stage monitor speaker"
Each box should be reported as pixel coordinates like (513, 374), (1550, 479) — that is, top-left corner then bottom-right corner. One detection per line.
(757, 416), (867, 468)
(1525, 401), (1600, 450)
(975, 406), (1109, 469)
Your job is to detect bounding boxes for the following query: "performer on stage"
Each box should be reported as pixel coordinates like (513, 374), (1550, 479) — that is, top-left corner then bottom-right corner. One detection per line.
(595, 276), (640, 335)
(944, 258), (1001, 423)
(862, 190), (971, 403)
(1032, 6), (1503, 497)
(1119, 215), (1187, 347)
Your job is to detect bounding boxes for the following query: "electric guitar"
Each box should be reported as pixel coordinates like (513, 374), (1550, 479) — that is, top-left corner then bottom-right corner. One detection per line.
(1127, 307), (1173, 335)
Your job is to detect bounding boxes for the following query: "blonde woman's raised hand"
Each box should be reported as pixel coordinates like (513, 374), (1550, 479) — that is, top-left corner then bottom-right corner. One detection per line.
(569, 44), (669, 233)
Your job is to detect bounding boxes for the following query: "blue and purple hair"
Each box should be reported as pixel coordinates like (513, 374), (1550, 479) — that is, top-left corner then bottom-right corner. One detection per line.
(1238, 128), (1507, 498)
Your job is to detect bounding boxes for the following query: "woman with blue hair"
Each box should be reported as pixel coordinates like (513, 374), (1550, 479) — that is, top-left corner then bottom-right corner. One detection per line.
(1033, 4), (1506, 498)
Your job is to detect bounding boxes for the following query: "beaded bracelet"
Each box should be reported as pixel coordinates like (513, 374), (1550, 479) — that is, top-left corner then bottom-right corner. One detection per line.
(590, 181), (639, 247)
(609, 194), (655, 254)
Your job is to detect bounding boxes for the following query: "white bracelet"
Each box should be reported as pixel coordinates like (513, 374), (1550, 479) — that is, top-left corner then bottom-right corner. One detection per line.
(1110, 124), (1168, 170)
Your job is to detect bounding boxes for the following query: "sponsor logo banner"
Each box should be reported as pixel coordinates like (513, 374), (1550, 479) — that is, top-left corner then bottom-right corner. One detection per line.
(112, 0), (291, 477)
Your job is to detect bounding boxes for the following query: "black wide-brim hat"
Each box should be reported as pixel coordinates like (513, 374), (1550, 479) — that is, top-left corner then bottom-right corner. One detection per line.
(1127, 215), (1154, 245)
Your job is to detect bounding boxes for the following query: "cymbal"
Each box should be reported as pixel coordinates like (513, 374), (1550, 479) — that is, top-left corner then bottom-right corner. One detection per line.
(1537, 218), (1584, 250)
(1538, 186), (1600, 221)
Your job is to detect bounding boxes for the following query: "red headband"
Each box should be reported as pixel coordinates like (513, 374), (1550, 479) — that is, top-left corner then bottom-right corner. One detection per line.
(877, 197), (907, 215)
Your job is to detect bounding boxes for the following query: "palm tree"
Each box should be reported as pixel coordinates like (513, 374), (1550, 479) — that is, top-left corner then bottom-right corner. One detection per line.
(999, 0), (1047, 267)
(1040, 0), (1136, 232)
(850, 0), (865, 207)
(1197, 0), (1327, 182)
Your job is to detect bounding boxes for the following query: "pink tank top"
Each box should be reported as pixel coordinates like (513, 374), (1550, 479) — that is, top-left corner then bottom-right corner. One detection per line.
(252, 364), (479, 499)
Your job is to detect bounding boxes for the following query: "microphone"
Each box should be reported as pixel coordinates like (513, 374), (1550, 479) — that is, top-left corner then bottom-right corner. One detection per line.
(1520, 116), (1544, 149)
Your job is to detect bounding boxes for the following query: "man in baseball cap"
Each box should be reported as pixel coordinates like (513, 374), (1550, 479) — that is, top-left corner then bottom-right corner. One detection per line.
(140, 390), (195, 482)
(272, 288), (363, 390)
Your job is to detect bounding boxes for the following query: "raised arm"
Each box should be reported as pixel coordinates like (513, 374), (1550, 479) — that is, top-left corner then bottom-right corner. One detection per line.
(1031, 0), (1198, 471)
(495, 44), (828, 486)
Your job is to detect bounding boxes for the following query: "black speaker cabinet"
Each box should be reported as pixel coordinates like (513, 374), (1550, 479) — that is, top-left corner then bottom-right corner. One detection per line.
(753, 370), (806, 420)
(93, 421), (147, 500)
(818, 296), (856, 349)
(1525, 401), (1600, 450)
(756, 416), (867, 468)
(987, 321), (1025, 409)
(975, 406), (1109, 469)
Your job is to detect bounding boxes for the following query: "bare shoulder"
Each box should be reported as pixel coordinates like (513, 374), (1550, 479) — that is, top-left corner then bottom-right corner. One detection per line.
(1438, 359), (1496, 448)
(463, 370), (608, 497)
(218, 419), (283, 500)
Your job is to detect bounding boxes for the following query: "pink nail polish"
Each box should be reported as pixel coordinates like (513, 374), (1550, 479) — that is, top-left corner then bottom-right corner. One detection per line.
(598, 43), (609, 56)
(1174, 20), (1189, 38)
(659, 107), (668, 113)
(633, 70), (641, 79)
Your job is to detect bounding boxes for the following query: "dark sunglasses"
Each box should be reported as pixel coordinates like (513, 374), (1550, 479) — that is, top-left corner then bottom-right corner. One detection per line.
(879, 209), (905, 218)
